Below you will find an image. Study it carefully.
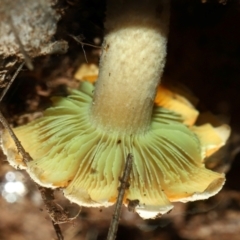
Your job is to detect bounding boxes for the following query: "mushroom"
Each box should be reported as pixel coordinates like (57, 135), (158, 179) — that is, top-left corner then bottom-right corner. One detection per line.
(1, 0), (230, 219)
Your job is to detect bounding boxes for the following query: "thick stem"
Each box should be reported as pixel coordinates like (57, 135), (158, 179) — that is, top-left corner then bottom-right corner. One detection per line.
(91, 0), (170, 134)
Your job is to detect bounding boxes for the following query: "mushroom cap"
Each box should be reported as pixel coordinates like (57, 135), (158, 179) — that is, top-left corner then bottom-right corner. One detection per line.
(155, 85), (199, 126)
(74, 63), (99, 83)
(1, 81), (227, 219)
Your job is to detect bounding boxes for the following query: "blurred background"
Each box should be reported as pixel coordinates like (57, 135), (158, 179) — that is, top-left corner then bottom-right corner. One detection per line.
(1, 0), (240, 239)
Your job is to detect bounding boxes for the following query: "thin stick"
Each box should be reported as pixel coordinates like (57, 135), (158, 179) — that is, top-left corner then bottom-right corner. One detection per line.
(81, 44), (88, 63)
(106, 154), (133, 240)
(0, 113), (66, 240)
(51, 221), (64, 240)
(0, 69), (65, 240)
(0, 61), (30, 164)
(0, 111), (31, 164)
(38, 186), (80, 225)
(0, 62), (24, 102)
(69, 34), (102, 63)
(69, 34), (102, 49)
(8, 16), (34, 70)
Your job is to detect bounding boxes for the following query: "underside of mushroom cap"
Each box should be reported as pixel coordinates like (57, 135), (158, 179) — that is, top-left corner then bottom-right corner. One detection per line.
(155, 85), (199, 126)
(1, 81), (226, 218)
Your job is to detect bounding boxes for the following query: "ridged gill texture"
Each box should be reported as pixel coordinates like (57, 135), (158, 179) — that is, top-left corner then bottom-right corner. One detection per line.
(1, 82), (225, 219)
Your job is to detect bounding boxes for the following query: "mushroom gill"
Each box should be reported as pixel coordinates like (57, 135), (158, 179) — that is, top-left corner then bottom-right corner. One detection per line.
(0, 0), (230, 219)
(1, 81), (227, 218)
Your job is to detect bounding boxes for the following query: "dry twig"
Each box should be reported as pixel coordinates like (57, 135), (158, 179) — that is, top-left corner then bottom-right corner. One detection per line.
(0, 64), (70, 240)
(0, 62), (24, 102)
(107, 153), (133, 240)
(7, 15), (34, 70)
